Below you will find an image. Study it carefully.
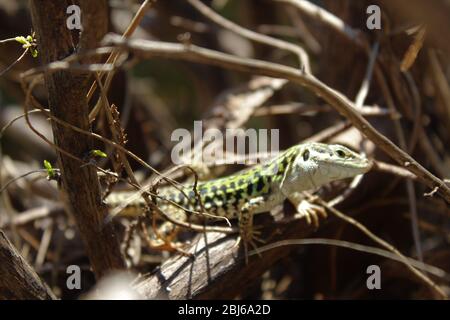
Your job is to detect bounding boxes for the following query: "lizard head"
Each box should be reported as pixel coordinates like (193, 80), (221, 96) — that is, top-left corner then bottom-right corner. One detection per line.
(290, 142), (373, 189)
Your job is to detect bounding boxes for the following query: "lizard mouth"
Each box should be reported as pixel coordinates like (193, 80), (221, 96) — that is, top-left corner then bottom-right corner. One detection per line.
(318, 156), (373, 173)
(354, 157), (373, 172)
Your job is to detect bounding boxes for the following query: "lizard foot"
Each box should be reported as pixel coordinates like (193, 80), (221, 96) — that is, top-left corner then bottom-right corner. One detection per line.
(234, 225), (265, 264)
(146, 239), (193, 257)
(142, 221), (194, 257)
(294, 200), (327, 228)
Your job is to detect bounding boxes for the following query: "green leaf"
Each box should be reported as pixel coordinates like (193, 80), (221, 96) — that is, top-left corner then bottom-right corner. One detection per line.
(14, 35), (38, 58)
(90, 149), (107, 158)
(43, 160), (55, 178)
(14, 36), (27, 45)
(30, 48), (38, 58)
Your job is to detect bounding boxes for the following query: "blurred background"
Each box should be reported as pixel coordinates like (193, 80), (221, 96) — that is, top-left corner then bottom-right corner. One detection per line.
(0, 0), (449, 299)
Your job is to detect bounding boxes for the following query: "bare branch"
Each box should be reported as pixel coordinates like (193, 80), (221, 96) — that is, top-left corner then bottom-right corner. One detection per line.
(0, 230), (56, 299)
(103, 35), (450, 204)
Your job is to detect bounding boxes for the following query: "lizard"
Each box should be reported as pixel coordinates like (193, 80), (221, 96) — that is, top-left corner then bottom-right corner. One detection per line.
(104, 142), (373, 261)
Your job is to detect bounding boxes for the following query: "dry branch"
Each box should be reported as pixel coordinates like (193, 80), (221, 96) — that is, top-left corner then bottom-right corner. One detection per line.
(0, 229), (56, 299)
(29, 1), (125, 278)
(134, 215), (316, 299)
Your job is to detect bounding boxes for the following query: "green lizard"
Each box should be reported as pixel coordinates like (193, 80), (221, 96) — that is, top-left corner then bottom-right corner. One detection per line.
(105, 142), (373, 260)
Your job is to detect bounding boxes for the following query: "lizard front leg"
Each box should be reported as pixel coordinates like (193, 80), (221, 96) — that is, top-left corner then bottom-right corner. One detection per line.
(237, 196), (266, 264)
(288, 192), (327, 228)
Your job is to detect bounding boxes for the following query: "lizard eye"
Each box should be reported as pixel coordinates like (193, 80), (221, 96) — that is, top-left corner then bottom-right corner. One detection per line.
(302, 149), (310, 161)
(336, 149), (346, 158)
